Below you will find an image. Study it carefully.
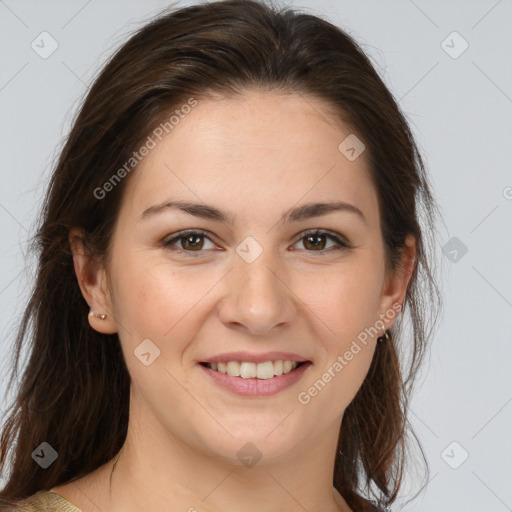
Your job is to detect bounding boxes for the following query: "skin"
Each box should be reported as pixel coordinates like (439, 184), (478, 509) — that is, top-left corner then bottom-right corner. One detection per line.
(57, 89), (415, 512)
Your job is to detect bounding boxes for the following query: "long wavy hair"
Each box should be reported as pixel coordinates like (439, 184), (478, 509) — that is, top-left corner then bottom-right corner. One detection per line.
(0, 1), (442, 510)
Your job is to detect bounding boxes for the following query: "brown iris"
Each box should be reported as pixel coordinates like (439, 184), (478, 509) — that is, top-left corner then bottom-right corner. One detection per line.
(303, 233), (327, 251)
(180, 234), (205, 251)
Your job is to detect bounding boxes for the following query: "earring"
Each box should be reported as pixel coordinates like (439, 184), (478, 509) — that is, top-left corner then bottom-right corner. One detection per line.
(89, 310), (107, 320)
(377, 326), (389, 344)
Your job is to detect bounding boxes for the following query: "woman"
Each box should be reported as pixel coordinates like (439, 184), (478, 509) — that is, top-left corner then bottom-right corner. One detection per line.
(0, 0), (442, 510)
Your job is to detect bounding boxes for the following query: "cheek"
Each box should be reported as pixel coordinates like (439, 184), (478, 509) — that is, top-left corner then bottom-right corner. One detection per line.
(110, 252), (218, 347)
(300, 326), (377, 421)
(297, 336), (376, 428)
(322, 351), (375, 423)
(298, 257), (383, 342)
(294, 257), (382, 409)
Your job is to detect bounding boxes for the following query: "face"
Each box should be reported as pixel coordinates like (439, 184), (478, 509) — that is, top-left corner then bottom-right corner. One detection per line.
(78, 89), (413, 465)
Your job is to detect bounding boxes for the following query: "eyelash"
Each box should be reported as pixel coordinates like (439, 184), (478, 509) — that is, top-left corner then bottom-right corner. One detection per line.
(161, 229), (352, 257)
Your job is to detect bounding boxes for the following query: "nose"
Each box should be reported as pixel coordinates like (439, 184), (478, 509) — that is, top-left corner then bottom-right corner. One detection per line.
(217, 251), (296, 336)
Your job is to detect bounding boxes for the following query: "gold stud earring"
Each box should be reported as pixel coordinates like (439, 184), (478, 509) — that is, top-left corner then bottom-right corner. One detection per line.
(89, 310), (107, 320)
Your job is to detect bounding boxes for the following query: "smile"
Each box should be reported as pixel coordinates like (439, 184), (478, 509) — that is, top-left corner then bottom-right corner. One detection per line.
(201, 360), (306, 379)
(198, 360), (312, 397)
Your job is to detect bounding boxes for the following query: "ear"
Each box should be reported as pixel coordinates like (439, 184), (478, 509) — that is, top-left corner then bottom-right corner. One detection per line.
(69, 227), (118, 334)
(378, 233), (416, 330)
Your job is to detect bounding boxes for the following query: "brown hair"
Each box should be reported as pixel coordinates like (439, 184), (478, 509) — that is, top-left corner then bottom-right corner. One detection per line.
(0, 1), (442, 510)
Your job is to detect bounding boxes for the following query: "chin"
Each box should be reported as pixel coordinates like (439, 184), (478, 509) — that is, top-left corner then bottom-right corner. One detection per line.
(195, 423), (304, 466)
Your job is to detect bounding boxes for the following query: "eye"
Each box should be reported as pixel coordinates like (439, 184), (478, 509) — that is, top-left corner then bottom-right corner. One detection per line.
(162, 229), (215, 256)
(162, 228), (352, 257)
(293, 229), (352, 254)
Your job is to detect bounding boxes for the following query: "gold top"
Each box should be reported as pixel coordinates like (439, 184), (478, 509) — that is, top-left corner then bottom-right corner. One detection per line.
(12, 489), (386, 511)
(13, 490), (81, 512)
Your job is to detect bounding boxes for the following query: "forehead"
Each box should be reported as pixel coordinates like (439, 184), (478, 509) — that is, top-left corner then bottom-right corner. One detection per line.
(121, 90), (378, 227)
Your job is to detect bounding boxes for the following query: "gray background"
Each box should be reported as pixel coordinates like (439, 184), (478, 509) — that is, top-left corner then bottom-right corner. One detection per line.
(1, 1), (511, 510)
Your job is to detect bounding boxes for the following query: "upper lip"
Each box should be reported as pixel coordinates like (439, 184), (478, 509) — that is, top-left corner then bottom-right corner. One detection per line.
(199, 351), (311, 364)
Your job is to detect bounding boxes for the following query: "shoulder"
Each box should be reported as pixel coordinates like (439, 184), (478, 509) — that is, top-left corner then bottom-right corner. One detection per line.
(10, 491), (81, 512)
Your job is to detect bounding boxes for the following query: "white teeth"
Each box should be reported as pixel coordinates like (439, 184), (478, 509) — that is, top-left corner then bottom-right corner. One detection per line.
(240, 362), (257, 378)
(207, 360), (301, 379)
(256, 361), (274, 380)
(226, 361), (240, 377)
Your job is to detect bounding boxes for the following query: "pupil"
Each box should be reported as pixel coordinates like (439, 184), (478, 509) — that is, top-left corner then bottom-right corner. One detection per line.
(306, 234), (324, 250)
(184, 235), (203, 250)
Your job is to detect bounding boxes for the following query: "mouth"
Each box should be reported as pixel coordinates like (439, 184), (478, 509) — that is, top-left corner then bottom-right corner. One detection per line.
(198, 359), (312, 397)
(199, 360), (310, 380)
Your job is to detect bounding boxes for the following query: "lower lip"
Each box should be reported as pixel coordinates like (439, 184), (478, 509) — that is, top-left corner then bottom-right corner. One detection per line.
(198, 362), (312, 397)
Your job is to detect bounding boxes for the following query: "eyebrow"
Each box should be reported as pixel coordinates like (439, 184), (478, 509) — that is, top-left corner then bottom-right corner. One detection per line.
(140, 199), (367, 226)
